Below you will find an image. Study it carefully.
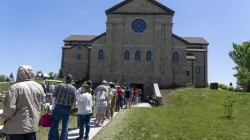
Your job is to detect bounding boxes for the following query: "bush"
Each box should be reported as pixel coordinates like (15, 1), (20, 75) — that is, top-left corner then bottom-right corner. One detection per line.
(228, 86), (235, 91)
(218, 83), (235, 91)
(222, 94), (237, 119)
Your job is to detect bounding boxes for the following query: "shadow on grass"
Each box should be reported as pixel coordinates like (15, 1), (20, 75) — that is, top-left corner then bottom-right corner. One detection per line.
(218, 116), (235, 120)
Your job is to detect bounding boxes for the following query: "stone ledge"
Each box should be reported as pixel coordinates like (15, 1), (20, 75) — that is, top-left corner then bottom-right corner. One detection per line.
(153, 83), (162, 105)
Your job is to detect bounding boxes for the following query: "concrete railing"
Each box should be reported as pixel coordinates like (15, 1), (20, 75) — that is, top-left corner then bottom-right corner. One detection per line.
(153, 83), (162, 105)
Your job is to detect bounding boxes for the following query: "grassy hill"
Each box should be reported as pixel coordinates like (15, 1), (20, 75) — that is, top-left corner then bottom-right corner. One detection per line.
(93, 88), (250, 140)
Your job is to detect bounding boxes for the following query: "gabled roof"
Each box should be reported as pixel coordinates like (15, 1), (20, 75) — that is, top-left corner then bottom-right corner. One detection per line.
(64, 33), (107, 43)
(64, 35), (98, 42)
(181, 37), (209, 45)
(173, 34), (209, 45)
(105, 0), (175, 15)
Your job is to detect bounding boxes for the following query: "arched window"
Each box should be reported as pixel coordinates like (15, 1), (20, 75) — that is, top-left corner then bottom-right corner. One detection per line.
(146, 51), (152, 61)
(124, 50), (130, 60)
(196, 67), (200, 74)
(77, 54), (81, 60)
(98, 50), (104, 59)
(173, 52), (179, 61)
(135, 51), (141, 60)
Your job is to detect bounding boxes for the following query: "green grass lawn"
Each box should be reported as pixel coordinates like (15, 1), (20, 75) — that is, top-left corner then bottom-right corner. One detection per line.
(0, 82), (11, 93)
(93, 88), (250, 140)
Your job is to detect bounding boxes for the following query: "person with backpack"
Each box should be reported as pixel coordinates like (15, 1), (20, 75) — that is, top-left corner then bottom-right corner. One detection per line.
(125, 87), (132, 109)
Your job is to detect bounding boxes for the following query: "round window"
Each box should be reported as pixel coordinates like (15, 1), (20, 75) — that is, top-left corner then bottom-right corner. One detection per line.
(132, 19), (146, 33)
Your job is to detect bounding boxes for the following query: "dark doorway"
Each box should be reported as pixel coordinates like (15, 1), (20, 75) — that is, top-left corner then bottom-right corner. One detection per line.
(130, 83), (144, 101)
(130, 83), (143, 89)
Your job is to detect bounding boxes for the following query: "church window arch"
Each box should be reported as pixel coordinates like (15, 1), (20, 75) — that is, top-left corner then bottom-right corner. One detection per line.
(98, 50), (104, 59)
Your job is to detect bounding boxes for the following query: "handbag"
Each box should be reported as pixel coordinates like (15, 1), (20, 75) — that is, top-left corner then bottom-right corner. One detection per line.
(40, 106), (52, 127)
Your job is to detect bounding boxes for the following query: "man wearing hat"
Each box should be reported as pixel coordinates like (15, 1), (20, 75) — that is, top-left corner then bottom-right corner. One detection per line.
(48, 74), (77, 140)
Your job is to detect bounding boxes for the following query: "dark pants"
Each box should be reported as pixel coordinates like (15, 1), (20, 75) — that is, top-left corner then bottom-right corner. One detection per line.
(7, 132), (36, 140)
(48, 104), (71, 140)
(78, 114), (91, 139)
(115, 96), (122, 111)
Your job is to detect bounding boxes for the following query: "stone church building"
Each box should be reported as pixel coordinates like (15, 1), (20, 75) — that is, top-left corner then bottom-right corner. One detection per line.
(61, 0), (209, 95)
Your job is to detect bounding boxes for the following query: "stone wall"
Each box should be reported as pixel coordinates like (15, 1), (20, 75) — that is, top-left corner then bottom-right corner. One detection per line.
(63, 45), (90, 80)
(191, 51), (206, 87)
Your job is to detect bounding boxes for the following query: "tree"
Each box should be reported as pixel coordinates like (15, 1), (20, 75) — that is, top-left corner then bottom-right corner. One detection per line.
(229, 41), (250, 90)
(0, 75), (6, 82)
(48, 72), (54, 79)
(58, 69), (64, 79)
(229, 42), (250, 69)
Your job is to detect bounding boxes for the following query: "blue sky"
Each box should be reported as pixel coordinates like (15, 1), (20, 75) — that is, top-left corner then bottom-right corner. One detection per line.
(0, 0), (249, 86)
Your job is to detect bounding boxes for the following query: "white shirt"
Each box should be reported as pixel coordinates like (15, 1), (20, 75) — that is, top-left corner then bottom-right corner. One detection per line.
(49, 85), (55, 93)
(111, 88), (116, 97)
(77, 92), (93, 115)
(75, 88), (82, 106)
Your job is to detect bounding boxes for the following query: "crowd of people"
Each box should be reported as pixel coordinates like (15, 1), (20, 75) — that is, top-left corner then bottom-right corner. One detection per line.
(48, 79), (142, 140)
(1, 65), (143, 140)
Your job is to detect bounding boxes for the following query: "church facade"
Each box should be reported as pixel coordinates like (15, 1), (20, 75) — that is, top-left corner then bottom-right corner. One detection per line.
(61, 0), (209, 95)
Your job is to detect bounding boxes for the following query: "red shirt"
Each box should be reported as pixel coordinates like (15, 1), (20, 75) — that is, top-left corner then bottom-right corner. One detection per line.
(117, 89), (122, 96)
(134, 90), (138, 96)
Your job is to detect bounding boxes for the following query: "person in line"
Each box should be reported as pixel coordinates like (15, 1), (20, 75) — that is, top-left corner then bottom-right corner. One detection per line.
(109, 82), (117, 118)
(95, 85), (108, 127)
(48, 74), (77, 140)
(121, 86), (125, 109)
(93, 80), (108, 122)
(75, 82), (84, 127)
(49, 83), (56, 113)
(76, 84), (93, 140)
(106, 83), (113, 120)
(116, 86), (123, 111)
(84, 80), (95, 118)
(2, 65), (44, 140)
(125, 87), (132, 109)
(138, 89), (142, 103)
(133, 88), (139, 105)
(131, 88), (134, 105)
(49, 83), (55, 93)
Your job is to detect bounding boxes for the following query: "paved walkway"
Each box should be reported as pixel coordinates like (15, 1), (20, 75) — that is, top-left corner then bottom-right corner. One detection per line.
(68, 103), (151, 140)
(132, 103), (151, 108)
(68, 112), (118, 140)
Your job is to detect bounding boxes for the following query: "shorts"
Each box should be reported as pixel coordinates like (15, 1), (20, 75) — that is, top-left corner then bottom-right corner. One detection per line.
(125, 98), (131, 103)
(96, 106), (107, 115)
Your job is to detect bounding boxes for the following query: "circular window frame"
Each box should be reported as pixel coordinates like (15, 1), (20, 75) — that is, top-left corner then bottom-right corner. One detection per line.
(131, 19), (147, 33)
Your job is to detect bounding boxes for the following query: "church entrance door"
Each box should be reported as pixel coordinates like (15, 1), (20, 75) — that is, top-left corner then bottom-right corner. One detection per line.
(130, 83), (144, 101)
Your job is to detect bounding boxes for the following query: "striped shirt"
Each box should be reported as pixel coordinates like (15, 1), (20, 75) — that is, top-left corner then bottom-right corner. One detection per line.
(53, 83), (77, 106)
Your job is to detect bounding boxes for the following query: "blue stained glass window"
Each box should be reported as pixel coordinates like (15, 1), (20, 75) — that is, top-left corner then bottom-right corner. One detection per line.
(132, 19), (146, 33)
(196, 67), (200, 74)
(124, 50), (130, 60)
(135, 51), (141, 60)
(146, 51), (152, 61)
(173, 52), (179, 61)
(77, 54), (81, 60)
(98, 50), (104, 59)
